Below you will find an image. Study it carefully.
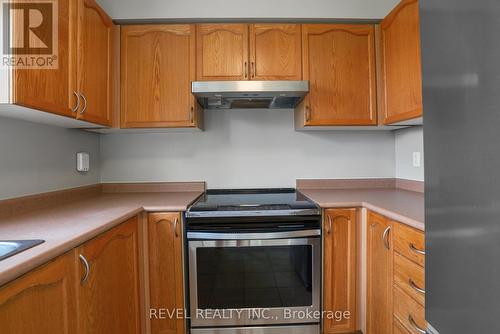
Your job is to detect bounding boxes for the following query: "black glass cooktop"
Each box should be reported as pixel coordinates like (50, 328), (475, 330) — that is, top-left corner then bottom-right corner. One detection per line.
(186, 189), (320, 218)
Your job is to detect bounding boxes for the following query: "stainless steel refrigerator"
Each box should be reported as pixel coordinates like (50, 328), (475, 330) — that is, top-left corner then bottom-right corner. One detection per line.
(421, 1), (500, 333)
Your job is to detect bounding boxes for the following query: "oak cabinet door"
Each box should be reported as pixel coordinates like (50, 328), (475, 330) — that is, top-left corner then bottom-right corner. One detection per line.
(196, 24), (249, 80)
(121, 24), (199, 128)
(0, 252), (77, 334)
(381, 0), (423, 124)
(301, 24), (377, 126)
(249, 24), (302, 80)
(367, 211), (393, 334)
(148, 213), (184, 334)
(323, 209), (358, 333)
(76, 0), (114, 126)
(13, 0), (78, 117)
(77, 217), (141, 334)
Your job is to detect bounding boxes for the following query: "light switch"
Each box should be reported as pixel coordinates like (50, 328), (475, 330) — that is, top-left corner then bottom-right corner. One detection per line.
(413, 152), (422, 168)
(76, 152), (90, 172)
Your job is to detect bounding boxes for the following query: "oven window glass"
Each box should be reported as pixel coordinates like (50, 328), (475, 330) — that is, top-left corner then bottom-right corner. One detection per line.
(196, 245), (313, 309)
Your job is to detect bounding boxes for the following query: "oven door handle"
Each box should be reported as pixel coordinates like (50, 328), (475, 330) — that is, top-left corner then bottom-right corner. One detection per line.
(187, 229), (321, 240)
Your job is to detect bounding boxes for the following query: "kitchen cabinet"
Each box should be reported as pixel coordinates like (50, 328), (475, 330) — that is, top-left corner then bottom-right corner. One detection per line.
(196, 23), (302, 81)
(366, 211), (393, 334)
(121, 24), (202, 128)
(13, 0), (77, 118)
(380, 0), (423, 124)
(77, 216), (141, 334)
(196, 24), (249, 81)
(392, 223), (426, 334)
(148, 212), (185, 334)
(76, 0), (114, 125)
(0, 252), (77, 334)
(13, 0), (115, 126)
(298, 24), (377, 127)
(323, 209), (358, 333)
(249, 24), (302, 80)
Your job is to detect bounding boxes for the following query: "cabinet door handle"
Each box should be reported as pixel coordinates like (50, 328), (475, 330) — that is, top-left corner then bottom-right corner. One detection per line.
(382, 226), (391, 250)
(305, 106), (311, 123)
(72, 91), (80, 113)
(79, 93), (87, 114)
(251, 62), (255, 78)
(244, 62), (248, 78)
(327, 215), (332, 234)
(173, 217), (179, 238)
(190, 106), (194, 124)
(79, 254), (90, 284)
(410, 243), (426, 255)
(409, 278), (426, 294)
(408, 315), (427, 334)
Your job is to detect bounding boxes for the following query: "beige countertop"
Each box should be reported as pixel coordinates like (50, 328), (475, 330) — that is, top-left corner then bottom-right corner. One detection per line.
(0, 184), (424, 287)
(300, 188), (424, 231)
(0, 191), (202, 287)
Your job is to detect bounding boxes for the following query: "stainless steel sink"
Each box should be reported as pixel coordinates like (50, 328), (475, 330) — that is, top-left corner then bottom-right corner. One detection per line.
(0, 240), (45, 261)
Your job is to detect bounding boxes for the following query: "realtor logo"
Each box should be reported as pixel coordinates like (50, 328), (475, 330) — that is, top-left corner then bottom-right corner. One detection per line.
(1, 0), (58, 69)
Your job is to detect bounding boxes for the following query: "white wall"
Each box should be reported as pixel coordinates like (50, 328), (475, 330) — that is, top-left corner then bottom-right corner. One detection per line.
(0, 116), (100, 200)
(97, 0), (399, 20)
(100, 109), (395, 188)
(395, 126), (424, 181)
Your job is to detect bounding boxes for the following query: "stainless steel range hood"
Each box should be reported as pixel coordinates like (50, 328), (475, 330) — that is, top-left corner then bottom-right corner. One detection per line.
(192, 81), (309, 110)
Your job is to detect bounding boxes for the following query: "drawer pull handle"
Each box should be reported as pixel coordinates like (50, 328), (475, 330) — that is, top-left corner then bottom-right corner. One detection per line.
(408, 314), (427, 334)
(409, 278), (426, 294)
(410, 243), (426, 255)
(382, 226), (391, 250)
(79, 254), (90, 284)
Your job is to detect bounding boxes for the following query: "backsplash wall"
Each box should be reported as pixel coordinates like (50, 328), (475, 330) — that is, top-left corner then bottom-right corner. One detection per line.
(395, 126), (424, 181)
(0, 117), (100, 200)
(100, 109), (396, 188)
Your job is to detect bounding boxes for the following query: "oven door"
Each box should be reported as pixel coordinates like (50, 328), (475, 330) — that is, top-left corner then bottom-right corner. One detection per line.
(188, 230), (321, 328)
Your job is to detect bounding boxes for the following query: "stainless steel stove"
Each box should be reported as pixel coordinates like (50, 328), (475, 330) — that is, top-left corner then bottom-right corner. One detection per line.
(185, 189), (321, 334)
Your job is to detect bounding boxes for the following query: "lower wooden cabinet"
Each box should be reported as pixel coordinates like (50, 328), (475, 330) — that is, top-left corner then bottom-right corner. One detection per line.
(366, 211), (393, 334)
(323, 209), (358, 333)
(148, 212), (185, 334)
(366, 211), (426, 334)
(77, 216), (141, 333)
(0, 216), (141, 334)
(0, 252), (78, 334)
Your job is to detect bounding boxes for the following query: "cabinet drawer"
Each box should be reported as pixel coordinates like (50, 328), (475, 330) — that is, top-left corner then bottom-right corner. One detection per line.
(394, 223), (425, 266)
(394, 252), (425, 306)
(394, 285), (426, 334)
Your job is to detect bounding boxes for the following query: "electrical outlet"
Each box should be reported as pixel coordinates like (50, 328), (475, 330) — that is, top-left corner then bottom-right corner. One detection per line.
(413, 152), (421, 168)
(77, 152), (90, 172)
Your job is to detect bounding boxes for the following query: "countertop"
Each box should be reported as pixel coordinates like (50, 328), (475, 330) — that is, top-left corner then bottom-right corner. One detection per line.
(0, 186), (424, 287)
(300, 188), (424, 231)
(0, 191), (202, 287)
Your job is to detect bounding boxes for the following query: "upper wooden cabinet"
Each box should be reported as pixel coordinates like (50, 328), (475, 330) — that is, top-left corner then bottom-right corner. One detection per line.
(148, 212), (185, 334)
(13, 0), (114, 126)
(249, 24), (302, 80)
(298, 24), (377, 127)
(76, 217), (141, 333)
(323, 209), (358, 334)
(76, 0), (114, 125)
(197, 24), (249, 80)
(121, 24), (202, 128)
(196, 23), (302, 81)
(0, 252), (77, 334)
(367, 211), (393, 334)
(380, 0), (423, 124)
(13, 0), (77, 119)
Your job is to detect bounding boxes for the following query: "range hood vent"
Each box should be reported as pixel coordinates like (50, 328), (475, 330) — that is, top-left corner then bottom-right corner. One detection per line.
(192, 81), (309, 110)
